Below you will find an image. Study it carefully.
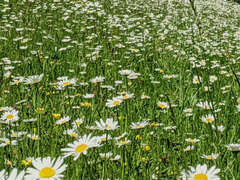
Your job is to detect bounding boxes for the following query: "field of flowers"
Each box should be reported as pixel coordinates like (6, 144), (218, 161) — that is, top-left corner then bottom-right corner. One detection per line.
(1, 0), (240, 179)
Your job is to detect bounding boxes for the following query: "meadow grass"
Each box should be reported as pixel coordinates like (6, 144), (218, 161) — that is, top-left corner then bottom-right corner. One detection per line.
(1, 0), (240, 179)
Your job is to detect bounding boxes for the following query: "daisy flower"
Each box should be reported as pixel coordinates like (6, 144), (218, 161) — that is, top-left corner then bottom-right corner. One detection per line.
(63, 129), (79, 138)
(183, 145), (195, 152)
(196, 101), (216, 110)
(130, 121), (149, 129)
(1, 110), (19, 123)
(118, 69), (134, 76)
(61, 133), (102, 161)
(97, 134), (112, 142)
(116, 93), (135, 100)
(201, 114), (215, 124)
(55, 116), (71, 125)
(209, 75), (218, 83)
(115, 138), (131, 147)
(99, 152), (113, 159)
(193, 75), (202, 84)
(24, 74), (44, 85)
(72, 118), (84, 129)
(83, 93), (95, 99)
(211, 125), (225, 132)
(114, 132), (128, 140)
(106, 97), (123, 107)
(0, 168), (25, 180)
(225, 144), (240, 152)
(185, 138), (200, 143)
(0, 138), (17, 147)
(27, 134), (40, 140)
(181, 164), (220, 180)
(141, 94), (150, 99)
(57, 77), (76, 87)
(95, 118), (119, 130)
(111, 155), (121, 162)
(90, 76), (105, 84)
(25, 156), (67, 180)
(157, 101), (169, 109)
(201, 153), (219, 160)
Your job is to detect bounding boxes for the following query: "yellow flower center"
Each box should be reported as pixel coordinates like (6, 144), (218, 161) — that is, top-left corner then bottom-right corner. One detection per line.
(121, 141), (127, 145)
(7, 161), (12, 166)
(195, 78), (199, 82)
(5, 142), (10, 145)
(113, 101), (120, 105)
(61, 120), (67, 124)
(63, 82), (71, 86)
(211, 78), (215, 81)
(15, 80), (20, 84)
(205, 118), (213, 122)
(39, 167), (56, 178)
(101, 138), (106, 141)
(12, 134), (17, 137)
(75, 144), (88, 153)
(107, 126), (112, 129)
(70, 133), (78, 137)
(237, 99), (240, 104)
(32, 137), (37, 140)
(189, 139), (195, 143)
(77, 122), (81, 126)
(123, 95), (128, 99)
(159, 104), (165, 108)
(137, 125), (142, 129)
(206, 156), (214, 160)
(194, 173), (208, 180)
(185, 148), (190, 151)
(6, 115), (13, 119)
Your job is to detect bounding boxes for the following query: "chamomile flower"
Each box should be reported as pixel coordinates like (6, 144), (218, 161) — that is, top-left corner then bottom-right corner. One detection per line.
(211, 125), (225, 132)
(201, 153), (219, 160)
(63, 129), (79, 138)
(115, 138), (131, 147)
(95, 118), (119, 130)
(97, 134), (112, 142)
(184, 145), (195, 152)
(181, 164), (220, 180)
(185, 138), (200, 143)
(225, 144), (240, 152)
(72, 118), (84, 129)
(193, 75), (202, 84)
(83, 93), (95, 99)
(25, 156), (67, 180)
(0, 168), (25, 180)
(157, 101), (169, 109)
(106, 97), (123, 107)
(130, 121), (149, 129)
(27, 134), (39, 140)
(196, 101), (216, 110)
(118, 69), (134, 76)
(90, 76), (105, 83)
(61, 133), (102, 160)
(114, 132), (128, 140)
(209, 75), (218, 83)
(55, 116), (71, 125)
(201, 114), (215, 124)
(57, 78), (76, 87)
(1, 110), (19, 123)
(24, 74), (44, 85)
(111, 155), (121, 162)
(99, 152), (113, 159)
(0, 138), (18, 147)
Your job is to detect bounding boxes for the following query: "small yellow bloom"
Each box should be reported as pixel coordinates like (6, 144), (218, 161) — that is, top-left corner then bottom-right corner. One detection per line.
(53, 108), (57, 111)
(49, 61), (54, 64)
(145, 146), (151, 151)
(39, 86), (43, 91)
(135, 135), (141, 140)
(46, 92), (51, 95)
(33, 128), (36, 133)
(35, 107), (44, 113)
(159, 70), (164, 73)
(128, 82), (132, 86)
(53, 114), (61, 120)
(118, 117), (123, 121)
(39, 56), (43, 59)
(141, 157), (147, 162)
(125, 162), (127, 166)
(75, 93), (82, 97)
